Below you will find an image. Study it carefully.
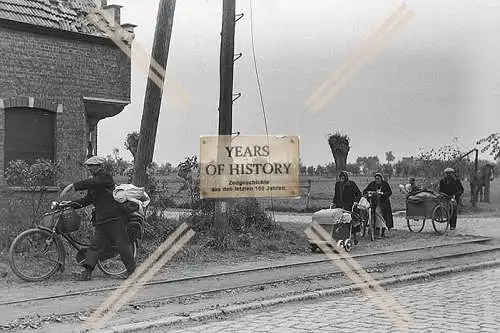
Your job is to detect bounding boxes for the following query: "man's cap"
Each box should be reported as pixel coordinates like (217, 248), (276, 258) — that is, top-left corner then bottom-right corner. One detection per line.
(374, 172), (383, 178)
(444, 167), (455, 173)
(84, 156), (106, 165)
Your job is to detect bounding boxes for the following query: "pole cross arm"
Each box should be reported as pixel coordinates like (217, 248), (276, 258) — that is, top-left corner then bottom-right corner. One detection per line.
(233, 53), (243, 62)
(232, 93), (242, 102)
(235, 13), (244, 22)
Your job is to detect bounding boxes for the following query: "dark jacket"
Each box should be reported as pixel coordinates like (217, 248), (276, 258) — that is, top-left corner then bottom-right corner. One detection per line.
(333, 179), (361, 211)
(72, 172), (122, 225)
(438, 177), (464, 198)
(363, 180), (394, 229)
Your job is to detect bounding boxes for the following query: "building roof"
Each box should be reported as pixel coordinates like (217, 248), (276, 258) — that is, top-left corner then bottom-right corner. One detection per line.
(0, 0), (132, 42)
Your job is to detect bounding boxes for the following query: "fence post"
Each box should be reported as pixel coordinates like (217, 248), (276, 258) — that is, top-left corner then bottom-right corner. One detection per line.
(305, 179), (312, 210)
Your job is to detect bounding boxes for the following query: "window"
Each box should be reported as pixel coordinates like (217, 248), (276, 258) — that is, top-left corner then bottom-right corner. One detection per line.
(4, 107), (55, 170)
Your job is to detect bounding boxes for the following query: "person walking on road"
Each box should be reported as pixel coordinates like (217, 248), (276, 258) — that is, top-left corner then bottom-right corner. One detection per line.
(363, 172), (394, 235)
(61, 156), (136, 280)
(332, 171), (362, 211)
(438, 167), (464, 230)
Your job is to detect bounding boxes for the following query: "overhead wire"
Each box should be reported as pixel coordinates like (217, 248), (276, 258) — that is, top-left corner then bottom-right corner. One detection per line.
(249, 0), (276, 222)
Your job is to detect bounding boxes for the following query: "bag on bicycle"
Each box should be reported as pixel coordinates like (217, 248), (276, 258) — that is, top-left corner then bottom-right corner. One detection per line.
(56, 208), (82, 233)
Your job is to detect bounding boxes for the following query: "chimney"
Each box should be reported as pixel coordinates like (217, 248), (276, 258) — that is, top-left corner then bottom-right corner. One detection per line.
(95, 0), (108, 8)
(103, 4), (123, 26)
(120, 23), (137, 43)
(121, 23), (137, 34)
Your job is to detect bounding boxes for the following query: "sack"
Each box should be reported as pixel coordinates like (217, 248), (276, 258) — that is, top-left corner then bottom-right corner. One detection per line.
(357, 197), (370, 209)
(57, 208), (81, 233)
(107, 184), (150, 215)
(113, 184), (149, 205)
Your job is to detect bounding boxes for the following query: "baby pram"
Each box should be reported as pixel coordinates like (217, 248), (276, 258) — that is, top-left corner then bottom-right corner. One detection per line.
(308, 207), (359, 253)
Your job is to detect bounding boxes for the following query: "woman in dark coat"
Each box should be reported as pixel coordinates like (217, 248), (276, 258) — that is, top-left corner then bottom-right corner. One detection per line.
(332, 171), (361, 211)
(363, 172), (394, 232)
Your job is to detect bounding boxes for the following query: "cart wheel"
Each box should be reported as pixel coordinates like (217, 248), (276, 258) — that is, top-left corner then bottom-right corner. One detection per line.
(432, 205), (449, 235)
(407, 218), (425, 233)
(343, 239), (353, 252)
(336, 240), (344, 250)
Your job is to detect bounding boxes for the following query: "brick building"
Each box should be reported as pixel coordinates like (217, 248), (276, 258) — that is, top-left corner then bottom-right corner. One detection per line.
(0, 0), (135, 187)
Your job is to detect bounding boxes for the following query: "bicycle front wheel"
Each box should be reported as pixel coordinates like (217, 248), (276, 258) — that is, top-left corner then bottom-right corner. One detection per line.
(8, 228), (65, 282)
(97, 240), (138, 276)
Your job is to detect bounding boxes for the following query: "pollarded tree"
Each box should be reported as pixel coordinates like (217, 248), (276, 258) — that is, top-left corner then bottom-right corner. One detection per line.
(125, 131), (139, 162)
(327, 132), (350, 177)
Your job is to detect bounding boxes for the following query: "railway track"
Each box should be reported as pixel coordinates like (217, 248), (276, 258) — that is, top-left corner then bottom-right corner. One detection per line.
(1, 237), (496, 309)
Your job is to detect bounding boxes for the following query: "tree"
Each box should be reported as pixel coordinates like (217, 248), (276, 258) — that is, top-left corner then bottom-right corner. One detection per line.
(306, 165), (315, 176)
(133, 0), (177, 187)
(345, 163), (361, 175)
(325, 162), (336, 176)
(477, 133), (500, 159)
(382, 163), (393, 178)
(327, 132), (350, 177)
(417, 144), (469, 179)
(315, 164), (325, 176)
(356, 156), (380, 175)
(385, 151), (395, 164)
(125, 131), (139, 161)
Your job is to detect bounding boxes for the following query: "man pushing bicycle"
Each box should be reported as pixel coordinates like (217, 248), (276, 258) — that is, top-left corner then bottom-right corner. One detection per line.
(61, 156), (136, 281)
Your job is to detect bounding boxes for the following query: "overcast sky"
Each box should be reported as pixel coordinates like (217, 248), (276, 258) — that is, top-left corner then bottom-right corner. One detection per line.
(97, 0), (500, 166)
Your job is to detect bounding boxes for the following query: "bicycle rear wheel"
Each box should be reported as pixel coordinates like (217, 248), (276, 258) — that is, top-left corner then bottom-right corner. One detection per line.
(8, 228), (64, 282)
(97, 241), (138, 276)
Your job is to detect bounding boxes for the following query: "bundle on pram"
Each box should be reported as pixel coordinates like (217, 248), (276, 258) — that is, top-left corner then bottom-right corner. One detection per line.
(308, 207), (358, 252)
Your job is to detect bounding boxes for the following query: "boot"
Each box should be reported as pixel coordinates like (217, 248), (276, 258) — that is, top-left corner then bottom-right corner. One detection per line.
(73, 267), (92, 281)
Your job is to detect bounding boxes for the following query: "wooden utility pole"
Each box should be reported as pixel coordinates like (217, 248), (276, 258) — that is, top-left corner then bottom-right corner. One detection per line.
(218, 0), (236, 137)
(134, 0), (176, 187)
(214, 0), (237, 248)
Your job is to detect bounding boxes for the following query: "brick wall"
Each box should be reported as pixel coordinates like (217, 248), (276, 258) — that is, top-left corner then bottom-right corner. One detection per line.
(0, 23), (131, 187)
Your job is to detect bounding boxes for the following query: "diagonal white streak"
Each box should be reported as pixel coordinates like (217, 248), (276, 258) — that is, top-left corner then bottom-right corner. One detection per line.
(306, 222), (412, 330)
(87, 229), (195, 331)
(86, 6), (188, 108)
(306, 3), (408, 105)
(309, 10), (414, 113)
(306, 4), (414, 113)
(85, 223), (190, 328)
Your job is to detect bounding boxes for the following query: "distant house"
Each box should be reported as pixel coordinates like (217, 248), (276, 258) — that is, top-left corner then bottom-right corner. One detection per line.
(0, 0), (136, 187)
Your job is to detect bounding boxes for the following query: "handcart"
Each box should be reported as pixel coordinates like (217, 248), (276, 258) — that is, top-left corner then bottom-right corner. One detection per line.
(308, 207), (359, 253)
(406, 190), (455, 234)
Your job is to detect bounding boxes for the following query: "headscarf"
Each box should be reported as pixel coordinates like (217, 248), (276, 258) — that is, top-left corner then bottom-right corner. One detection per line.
(339, 171), (349, 181)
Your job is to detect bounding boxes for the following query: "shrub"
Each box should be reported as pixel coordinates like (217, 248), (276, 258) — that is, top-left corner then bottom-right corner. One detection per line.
(5, 159), (60, 187)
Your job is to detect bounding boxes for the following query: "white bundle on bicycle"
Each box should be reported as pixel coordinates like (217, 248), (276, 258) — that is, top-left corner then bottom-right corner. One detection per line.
(112, 184), (151, 220)
(357, 197), (370, 210)
(113, 184), (150, 207)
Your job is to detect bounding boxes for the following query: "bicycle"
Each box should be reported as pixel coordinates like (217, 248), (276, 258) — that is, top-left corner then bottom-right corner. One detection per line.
(355, 190), (386, 241)
(8, 201), (138, 282)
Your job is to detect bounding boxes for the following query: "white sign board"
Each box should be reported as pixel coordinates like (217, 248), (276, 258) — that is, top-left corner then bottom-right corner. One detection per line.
(200, 135), (300, 198)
